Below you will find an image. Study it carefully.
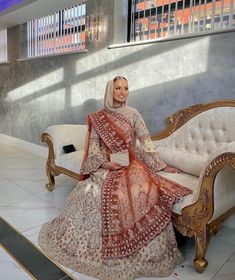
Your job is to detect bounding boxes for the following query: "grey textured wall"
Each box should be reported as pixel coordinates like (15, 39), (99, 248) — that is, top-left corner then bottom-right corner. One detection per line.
(0, 0), (235, 145)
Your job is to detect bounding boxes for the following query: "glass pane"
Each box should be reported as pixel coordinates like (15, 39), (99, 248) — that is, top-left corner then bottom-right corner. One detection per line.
(27, 2), (86, 57)
(132, 0), (235, 41)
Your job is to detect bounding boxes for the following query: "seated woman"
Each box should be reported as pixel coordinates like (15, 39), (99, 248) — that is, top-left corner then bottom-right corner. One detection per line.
(38, 76), (192, 280)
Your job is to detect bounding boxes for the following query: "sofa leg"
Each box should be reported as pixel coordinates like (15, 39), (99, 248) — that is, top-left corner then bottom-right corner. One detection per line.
(46, 172), (55, 192)
(194, 228), (211, 273)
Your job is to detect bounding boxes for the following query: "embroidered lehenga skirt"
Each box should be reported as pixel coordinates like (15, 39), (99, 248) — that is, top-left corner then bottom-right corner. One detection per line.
(39, 108), (192, 279)
(38, 168), (185, 280)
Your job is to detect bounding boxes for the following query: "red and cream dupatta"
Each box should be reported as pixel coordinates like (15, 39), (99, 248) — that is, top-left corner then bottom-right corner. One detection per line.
(82, 109), (191, 260)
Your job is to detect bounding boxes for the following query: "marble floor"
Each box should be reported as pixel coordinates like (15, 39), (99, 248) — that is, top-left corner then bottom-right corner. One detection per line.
(0, 139), (235, 280)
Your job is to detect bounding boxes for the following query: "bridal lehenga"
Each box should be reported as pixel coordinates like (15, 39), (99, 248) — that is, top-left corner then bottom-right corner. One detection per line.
(39, 81), (191, 280)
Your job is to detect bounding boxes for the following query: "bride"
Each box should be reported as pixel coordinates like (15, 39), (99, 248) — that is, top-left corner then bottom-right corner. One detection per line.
(38, 76), (191, 280)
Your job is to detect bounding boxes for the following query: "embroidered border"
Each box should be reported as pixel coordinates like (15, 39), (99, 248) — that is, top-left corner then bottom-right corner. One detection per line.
(90, 109), (192, 260)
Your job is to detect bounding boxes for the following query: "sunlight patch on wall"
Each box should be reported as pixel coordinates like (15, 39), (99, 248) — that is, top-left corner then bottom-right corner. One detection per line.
(75, 36), (209, 95)
(75, 48), (107, 76)
(129, 37), (210, 91)
(5, 68), (64, 103)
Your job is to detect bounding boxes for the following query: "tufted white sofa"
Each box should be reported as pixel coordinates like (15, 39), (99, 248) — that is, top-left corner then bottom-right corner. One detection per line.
(152, 100), (235, 273)
(41, 100), (235, 272)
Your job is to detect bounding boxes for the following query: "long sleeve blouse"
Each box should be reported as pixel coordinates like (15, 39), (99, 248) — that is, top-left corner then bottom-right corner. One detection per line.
(81, 108), (166, 174)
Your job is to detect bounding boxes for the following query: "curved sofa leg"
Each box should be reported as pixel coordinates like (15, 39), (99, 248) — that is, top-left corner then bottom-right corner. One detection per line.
(46, 171), (55, 192)
(194, 228), (211, 273)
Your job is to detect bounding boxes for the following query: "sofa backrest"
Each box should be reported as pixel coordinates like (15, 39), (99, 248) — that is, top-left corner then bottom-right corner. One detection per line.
(154, 107), (235, 176)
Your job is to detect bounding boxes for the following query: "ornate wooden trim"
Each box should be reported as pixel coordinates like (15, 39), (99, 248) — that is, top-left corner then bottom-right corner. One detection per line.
(173, 205), (235, 272)
(172, 151), (235, 272)
(205, 152), (235, 176)
(41, 132), (87, 191)
(174, 206), (235, 237)
(209, 206), (235, 235)
(53, 165), (87, 181)
(152, 99), (235, 140)
(179, 153), (235, 227)
(41, 132), (56, 160)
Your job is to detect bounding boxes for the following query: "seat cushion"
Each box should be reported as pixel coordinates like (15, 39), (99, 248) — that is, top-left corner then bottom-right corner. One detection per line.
(55, 150), (84, 174)
(157, 147), (206, 176)
(46, 124), (87, 156)
(55, 154), (200, 215)
(158, 171), (200, 214)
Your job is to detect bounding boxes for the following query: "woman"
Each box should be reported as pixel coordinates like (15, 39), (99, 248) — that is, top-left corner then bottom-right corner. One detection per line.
(38, 76), (191, 280)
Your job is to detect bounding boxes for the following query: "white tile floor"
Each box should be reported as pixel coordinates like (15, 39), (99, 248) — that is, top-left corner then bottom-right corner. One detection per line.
(0, 139), (235, 280)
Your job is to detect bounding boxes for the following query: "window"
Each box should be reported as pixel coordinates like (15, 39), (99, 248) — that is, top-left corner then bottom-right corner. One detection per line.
(27, 1), (86, 58)
(0, 29), (7, 63)
(129, 0), (235, 41)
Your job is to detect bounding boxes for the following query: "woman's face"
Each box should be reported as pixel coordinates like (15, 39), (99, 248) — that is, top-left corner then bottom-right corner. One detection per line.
(113, 79), (129, 106)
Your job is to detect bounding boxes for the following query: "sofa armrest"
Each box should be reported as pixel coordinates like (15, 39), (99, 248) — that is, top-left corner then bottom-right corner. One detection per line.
(200, 142), (235, 175)
(181, 146), (235, 225)
(42, 124), (87, 159)
(41, 124), (88, 191)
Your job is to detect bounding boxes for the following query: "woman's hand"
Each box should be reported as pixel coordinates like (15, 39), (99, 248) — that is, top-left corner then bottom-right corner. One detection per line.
(163, 166), (182, 173)
(102, 162), (123, 171)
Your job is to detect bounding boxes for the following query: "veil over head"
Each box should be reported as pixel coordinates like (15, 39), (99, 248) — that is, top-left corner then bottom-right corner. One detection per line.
(104, 77), (128, 112)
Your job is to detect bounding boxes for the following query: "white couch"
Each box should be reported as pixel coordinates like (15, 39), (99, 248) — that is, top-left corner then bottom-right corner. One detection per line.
(41, 124), (88, 188)
(41, 100), (235, 272)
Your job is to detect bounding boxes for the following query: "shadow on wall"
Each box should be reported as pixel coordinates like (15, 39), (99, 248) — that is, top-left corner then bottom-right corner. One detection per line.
(1, 36), (200, 143)
(0, 31), (235, 144)
(2, 34), (197, 103)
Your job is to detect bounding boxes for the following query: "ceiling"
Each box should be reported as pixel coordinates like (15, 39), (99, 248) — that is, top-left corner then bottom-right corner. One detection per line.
(0, 0), (25, 13)
(0, 0), (82, 30)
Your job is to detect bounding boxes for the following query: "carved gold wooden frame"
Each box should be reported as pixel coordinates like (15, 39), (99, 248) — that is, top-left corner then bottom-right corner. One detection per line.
(152, 99), (235, 272)
(41, 133), (87, 192)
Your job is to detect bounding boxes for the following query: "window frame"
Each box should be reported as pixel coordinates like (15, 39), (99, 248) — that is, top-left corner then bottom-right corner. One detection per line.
(26, 1), (87, 59)
(127, 0), (235, 43)
(0, 29), (8, 63)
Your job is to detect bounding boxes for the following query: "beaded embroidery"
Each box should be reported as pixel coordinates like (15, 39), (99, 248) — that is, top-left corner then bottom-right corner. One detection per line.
(88, 109), (192, 259)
